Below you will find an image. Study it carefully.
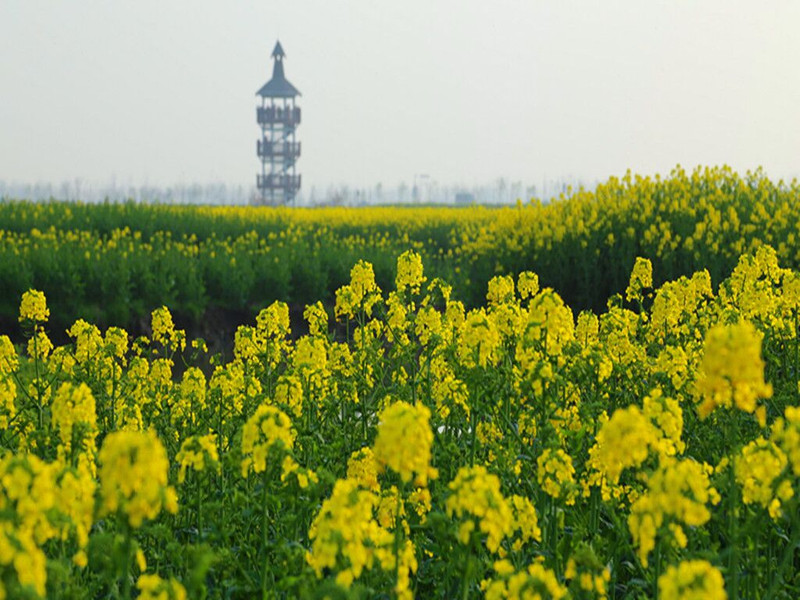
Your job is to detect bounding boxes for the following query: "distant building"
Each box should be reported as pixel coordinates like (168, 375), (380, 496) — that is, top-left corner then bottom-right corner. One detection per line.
(255, 41), (301, 205)
(455, 192), (475, 206)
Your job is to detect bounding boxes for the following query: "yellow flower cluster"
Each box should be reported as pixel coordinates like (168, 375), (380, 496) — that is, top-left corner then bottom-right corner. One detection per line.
(483, 560), (567, 600)
(657, 559), (727, 600)
(735, 437), (792, 519)
(50, 382), (97, 462)
(303, 301), (328, 337)
(335, 259), (381, 320)
(536, 448), (577, 505)
(458, 310), (501, 368)
(625, 257), (653, 304)
(18, 290), (49, 323)
(306, 478), (396, 588)
(373, 401), (437, 486)
(695, 321), (772, 425)
(772, 406), (800, 476)
(136, 573), (187, 600)
(396, 249), (426, 295)
(588, 405), (656, 485)
(517, 271), (540, 300)
(98, 430), (178, 528)
(280, 454), (319, 489)
(0, 455), (54, 597)
(150, 306), (186, 353)
(240, 404), (295, 477)
(346, 447), (381, 492)
(628, 458), (720, 567)
(445, 465), (514, 553)
(564, 544), (611, 600)
(175, 434), (219, 483)
(487, 274), (515, 307)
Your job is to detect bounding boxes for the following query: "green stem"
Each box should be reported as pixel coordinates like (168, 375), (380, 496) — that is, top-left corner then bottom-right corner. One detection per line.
(33, 328), (43, 429)
(196, 472), (203, 540)
(468, 405), (477, 468)
(727, 417), (740, 600)
(120, 522), (133, 600)
(653, 539), (661, 600)
(460, 549), (475, 600)
(549, 497), (559, 573)
(393, 486), (403, 592)
(261, 468), (270, 600)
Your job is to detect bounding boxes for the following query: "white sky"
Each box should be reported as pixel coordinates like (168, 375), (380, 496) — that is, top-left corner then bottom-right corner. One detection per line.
(1, 1), (799, 191)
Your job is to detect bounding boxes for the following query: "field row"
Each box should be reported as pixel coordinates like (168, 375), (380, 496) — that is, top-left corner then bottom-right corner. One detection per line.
(2, 248), (800, 598)
(1, 166), (799, 338)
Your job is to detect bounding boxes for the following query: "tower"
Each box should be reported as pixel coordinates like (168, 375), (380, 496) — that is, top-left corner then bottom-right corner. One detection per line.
(256, 41), (301, 205)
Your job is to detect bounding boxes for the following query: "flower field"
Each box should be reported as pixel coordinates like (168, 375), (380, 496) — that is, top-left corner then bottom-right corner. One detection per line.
(2, 165), (800, 341)
(3, 236), (800, 598)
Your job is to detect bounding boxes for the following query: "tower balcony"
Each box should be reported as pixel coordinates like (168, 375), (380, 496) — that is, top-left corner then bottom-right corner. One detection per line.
(257, 106), (301, 126)
(257, 140), (301, 159)
(257, 174), (302, 191)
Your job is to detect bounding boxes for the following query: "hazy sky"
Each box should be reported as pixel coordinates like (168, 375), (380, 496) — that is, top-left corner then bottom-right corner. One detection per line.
(1, 1), (799, 191)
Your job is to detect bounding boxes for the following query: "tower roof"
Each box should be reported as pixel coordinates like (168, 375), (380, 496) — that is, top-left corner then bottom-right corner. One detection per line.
(257, 40), (301, 98)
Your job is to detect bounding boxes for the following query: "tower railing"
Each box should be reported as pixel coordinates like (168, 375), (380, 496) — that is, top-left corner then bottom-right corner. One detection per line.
(257, 106), (301, 126)
(256, 174), (301, 191)
(256, 140), (301, 158)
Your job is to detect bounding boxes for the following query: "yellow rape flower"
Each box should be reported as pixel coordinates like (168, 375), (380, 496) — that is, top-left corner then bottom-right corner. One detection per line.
(628, 457), (719, 567)
(26, 330), (52, 361)
(509, 494), (542, 548)
(625, 257), (653, 304)
(373, 401), (437, 486)
(772, 405), (800, 476)
(396, 249), (426, 295)
(150, 306), (186, 353)
(537, 448), (577, 505)
(695, 321), (772, 425)
(487, 274), (515, 306)
(273, 374), (304, 418)
(0, 523), (47, 598)
(175, 434), (220, 484)
(51, 382), (97, 457)
(0, 336), (19, 375)
(98, 430), (178, 528)
(642, 388), (685, 457)
(446, 465), (513, 553)
(136, 573), (187, 600)
(483, 561), (567, 600)
(520, 289), (574, 358)
(280, 455), (318, 489)
(240, 404), (295, 477)
(335, 260), (381, 320)
(303, 301), (329, 337)
(735, 437), (793, 520)
(459, 309), (501, 368)
(19, 290), (49, 323)
(517, 271), (540, 300)
(586, 405), (659, 490)
(658, 560), (727, 600)
(306, 478), (394, 588)
(346, 447), (381, 492)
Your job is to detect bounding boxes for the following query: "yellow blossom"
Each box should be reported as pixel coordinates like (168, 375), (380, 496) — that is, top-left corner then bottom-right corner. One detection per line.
(98, 430), (178, 527)
(695, 321), (772, 424)
(446, 465), (513, 553)
(658, 560), (727, 600)
(240, 404), (295, 477)
(19, 290), (49, 323)
(373, 401), (437, 486)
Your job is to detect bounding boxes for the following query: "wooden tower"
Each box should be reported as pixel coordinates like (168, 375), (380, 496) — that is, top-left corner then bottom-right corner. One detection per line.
(256, 41), (301, 205)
